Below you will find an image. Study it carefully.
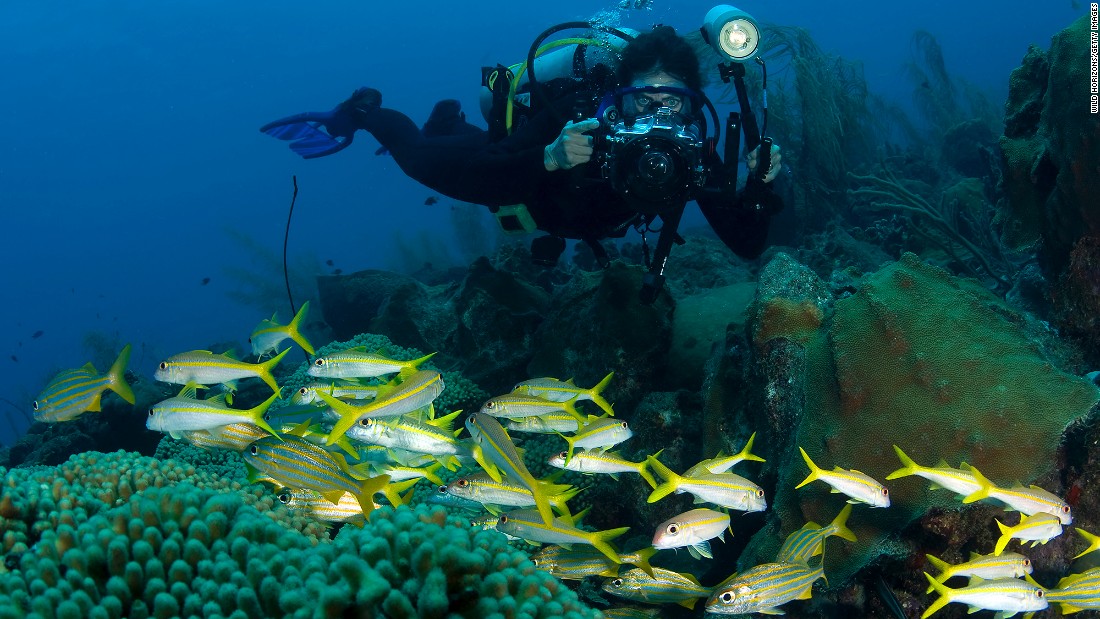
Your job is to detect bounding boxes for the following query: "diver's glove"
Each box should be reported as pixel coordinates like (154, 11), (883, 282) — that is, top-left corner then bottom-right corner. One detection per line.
(544, 118), (600, 171)
(746, 142), (783, 183)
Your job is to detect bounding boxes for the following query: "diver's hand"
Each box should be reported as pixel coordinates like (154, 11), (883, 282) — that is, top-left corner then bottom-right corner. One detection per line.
(544, 118), (600, 171)
(325, 87), (382, 138)
(747, 143), (782, 183)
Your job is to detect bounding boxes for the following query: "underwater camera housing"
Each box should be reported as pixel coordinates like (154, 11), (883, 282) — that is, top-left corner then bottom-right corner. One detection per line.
(599, 105), (707, 215)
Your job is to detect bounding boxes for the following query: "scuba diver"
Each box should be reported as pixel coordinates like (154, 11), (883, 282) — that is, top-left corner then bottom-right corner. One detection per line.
(262, 5), (784, 303)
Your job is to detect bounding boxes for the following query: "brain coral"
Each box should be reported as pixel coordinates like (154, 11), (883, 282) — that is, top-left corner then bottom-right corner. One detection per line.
(751, 253), (1100, 583)
(0, 451), (599, 618)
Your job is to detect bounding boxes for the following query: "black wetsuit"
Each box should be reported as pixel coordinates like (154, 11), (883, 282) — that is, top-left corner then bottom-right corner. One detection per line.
(351, 82), (783, 260)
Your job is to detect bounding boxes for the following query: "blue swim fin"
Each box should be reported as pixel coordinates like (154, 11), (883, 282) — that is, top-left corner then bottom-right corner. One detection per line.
(260, 111), (354, 159)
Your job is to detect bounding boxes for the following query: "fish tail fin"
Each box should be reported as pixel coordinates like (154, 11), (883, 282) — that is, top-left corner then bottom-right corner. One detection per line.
(637, 460), (658, 490)
(106, 344), (136, 405)
(249, 392), (283, 439)
(736, 432), (766, 463)
(562, 396), (586, 423)
(994, 519), (1013, 556)
(645, 456), (681, 503)
(533, 488), (556, 527)
(589, 526), (630, 564)
(886, 444), (921, 480)
(259, 348), (290, 394)
(556, 432), (579, 467)
(354, 474), (391, 519)
(961, 465), (994, 504)
(1073, 528), (1100, 559)
(629, 546), (658, 578)
(408, 352), (437, 370)
(830, 503), (857, 542)
(588, 372), (615, 416)
(924, 554), (952, 591)
(316, 391), (360, 445)
(795, 446), (821, 489)
(286, 301), (315, 356)
(921, 572), (954, 619)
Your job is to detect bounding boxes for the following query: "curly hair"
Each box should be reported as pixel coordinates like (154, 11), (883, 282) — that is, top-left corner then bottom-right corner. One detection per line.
(616, 25), (704, 92)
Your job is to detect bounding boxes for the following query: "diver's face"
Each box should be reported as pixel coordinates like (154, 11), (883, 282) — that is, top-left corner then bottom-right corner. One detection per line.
(631, 71), (686, 113)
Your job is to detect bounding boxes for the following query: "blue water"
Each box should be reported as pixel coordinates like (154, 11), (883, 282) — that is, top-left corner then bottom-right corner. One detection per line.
(0, 0), (1084, 446)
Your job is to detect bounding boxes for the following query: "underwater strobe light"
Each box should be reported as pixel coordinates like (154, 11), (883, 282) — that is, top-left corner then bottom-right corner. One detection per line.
(702, 4), (761, 62)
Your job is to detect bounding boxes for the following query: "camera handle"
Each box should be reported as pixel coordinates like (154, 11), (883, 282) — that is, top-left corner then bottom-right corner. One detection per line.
(639, 205), (686, 304)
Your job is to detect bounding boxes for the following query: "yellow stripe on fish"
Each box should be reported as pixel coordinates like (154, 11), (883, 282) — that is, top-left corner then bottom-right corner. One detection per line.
(602, 567), (712, 609)
(647, 456), (766, 512)
(921, 573), (1047, 618)
(775, 503), (857, 564)
(651, 508), (730, 559)
(1047, 567), (1100, 614)
(319, 370), (444, 444)
(685, 432), (766, 476)
(1074, 528), (1100, 560)
(155, 348), (288, 393)
(924, 552), (1032, 591)
(706, 561), (825, 615)
(249, 300), (315, 358)
(465, 412), (561, 525)
(885, 445), (982, 497)
(496, 509), (628, 564)
(993, 512), (1063, 556)
(512, 371), (615, 416)
(308, 349), (435, 380)
(796, 446), (890, 508)
(962, 465), (1073, 524)
(33, 345), (135, 422)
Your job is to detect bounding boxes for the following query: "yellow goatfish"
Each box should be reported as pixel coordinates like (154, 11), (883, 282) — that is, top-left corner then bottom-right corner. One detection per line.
(924, 552), (1032, 590)
(963, 465), (1073, 525)
(496, 509), (628, 564)
(994, 512), (1063, 556)
(796, 447), (890, 507)
(512, 372), (616, 416)
(146, 385), (281, 438)
(32, 344), (135, 422)
(249, 301), (315, 358)
(308, 348), (435, 379)
(1073, 528), (1100, 560)
(885, 445), (982, 497)
(921, 573), (1047, 619)
(155, 348), (288, 393)
(317, 370), (444, 444)
(465, 412), (562, 526)
(685, 432), (766, 476)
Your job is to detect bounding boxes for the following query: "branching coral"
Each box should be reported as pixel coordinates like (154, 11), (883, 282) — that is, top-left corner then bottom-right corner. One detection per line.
(848, 164), (1015, 290)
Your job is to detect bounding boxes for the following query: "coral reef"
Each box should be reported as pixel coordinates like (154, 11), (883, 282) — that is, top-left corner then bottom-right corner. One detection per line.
(0, 451), (600, 618)
(743, 253), (1099, 584)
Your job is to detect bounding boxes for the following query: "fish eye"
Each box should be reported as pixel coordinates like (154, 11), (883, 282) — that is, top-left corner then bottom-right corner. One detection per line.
(881, 488), (889, 496)
(359, 419), (369, 426)
(756, 489), (765, 497)
(247, 337), (252, 343)
(314, 359), (325, 366)
(277, 493), (291, 504)
(299, 387), (309, 395)
(611, 578), (623, 588)
(720, 592), (734, 603)
(1023, 559), (1031, 566)
(484, 401), (494, 409)
(1062, 505), (1071, 513)
(159, 362), (168, 370)
(457, 479), (469, 488)
(559, 451), (568, 459)
(620, 422), (628, 428)
(148, 409), (155, 417)
(437, 485), (448, 494)
(1036, 590), (1044, 598)
(531, 558), (540, 566)
(666, 524), (679, 535)
(499, 515), (508, 524)
(249, 446), (258, 455)
(31, 401), (38, 411)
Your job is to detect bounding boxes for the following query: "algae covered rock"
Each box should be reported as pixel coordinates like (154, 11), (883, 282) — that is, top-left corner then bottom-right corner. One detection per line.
(747, 253), (1100, 583)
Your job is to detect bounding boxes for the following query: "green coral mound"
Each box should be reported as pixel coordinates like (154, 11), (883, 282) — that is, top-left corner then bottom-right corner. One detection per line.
(0, 452), (599, 618)
(759, 254), (1100, 583)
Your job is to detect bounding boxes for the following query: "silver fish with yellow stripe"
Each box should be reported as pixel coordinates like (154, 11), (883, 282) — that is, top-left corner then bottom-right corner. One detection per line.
(32, 345), (135, 423)
(559, 418), (633, 465)
(512, 372), (615, 416)
(963, 465), (1072, 524)
(885, 445), (982, 497)
(242, 434), (392, 515)
(180, 422), (270, 452)
(318, 370), (445, 444)
(290, 380), (379, 406)
(465, 412), (561, 525)
(479, 393), (584, 422)
(146, 385), (281, 438)
(547, 449), (656, 488)
(647, 456), (767, 512)
(345, 409), (464, 459)
(775, 503), (857, 564)
(685, 432), (765, 476)
(250, 301), (314, 358)
(155, 348), (288, 393)
(994, 512), (1063, 556)
(307, 348), (435, 379)
(924, 551), (1032, 590)
(532, 545), (657, 580)
(921, 573), (1047, 618)
(442, 471), (576, 513)
(652, 508), (730, 559)
(505, 412), (585, 435)
(1046, 567), (1100, 614)
(496, 509), (628, 564)
(796, 446), (890, 507)
(602, 567), (713, 610)
(705, 561), (826, 615)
